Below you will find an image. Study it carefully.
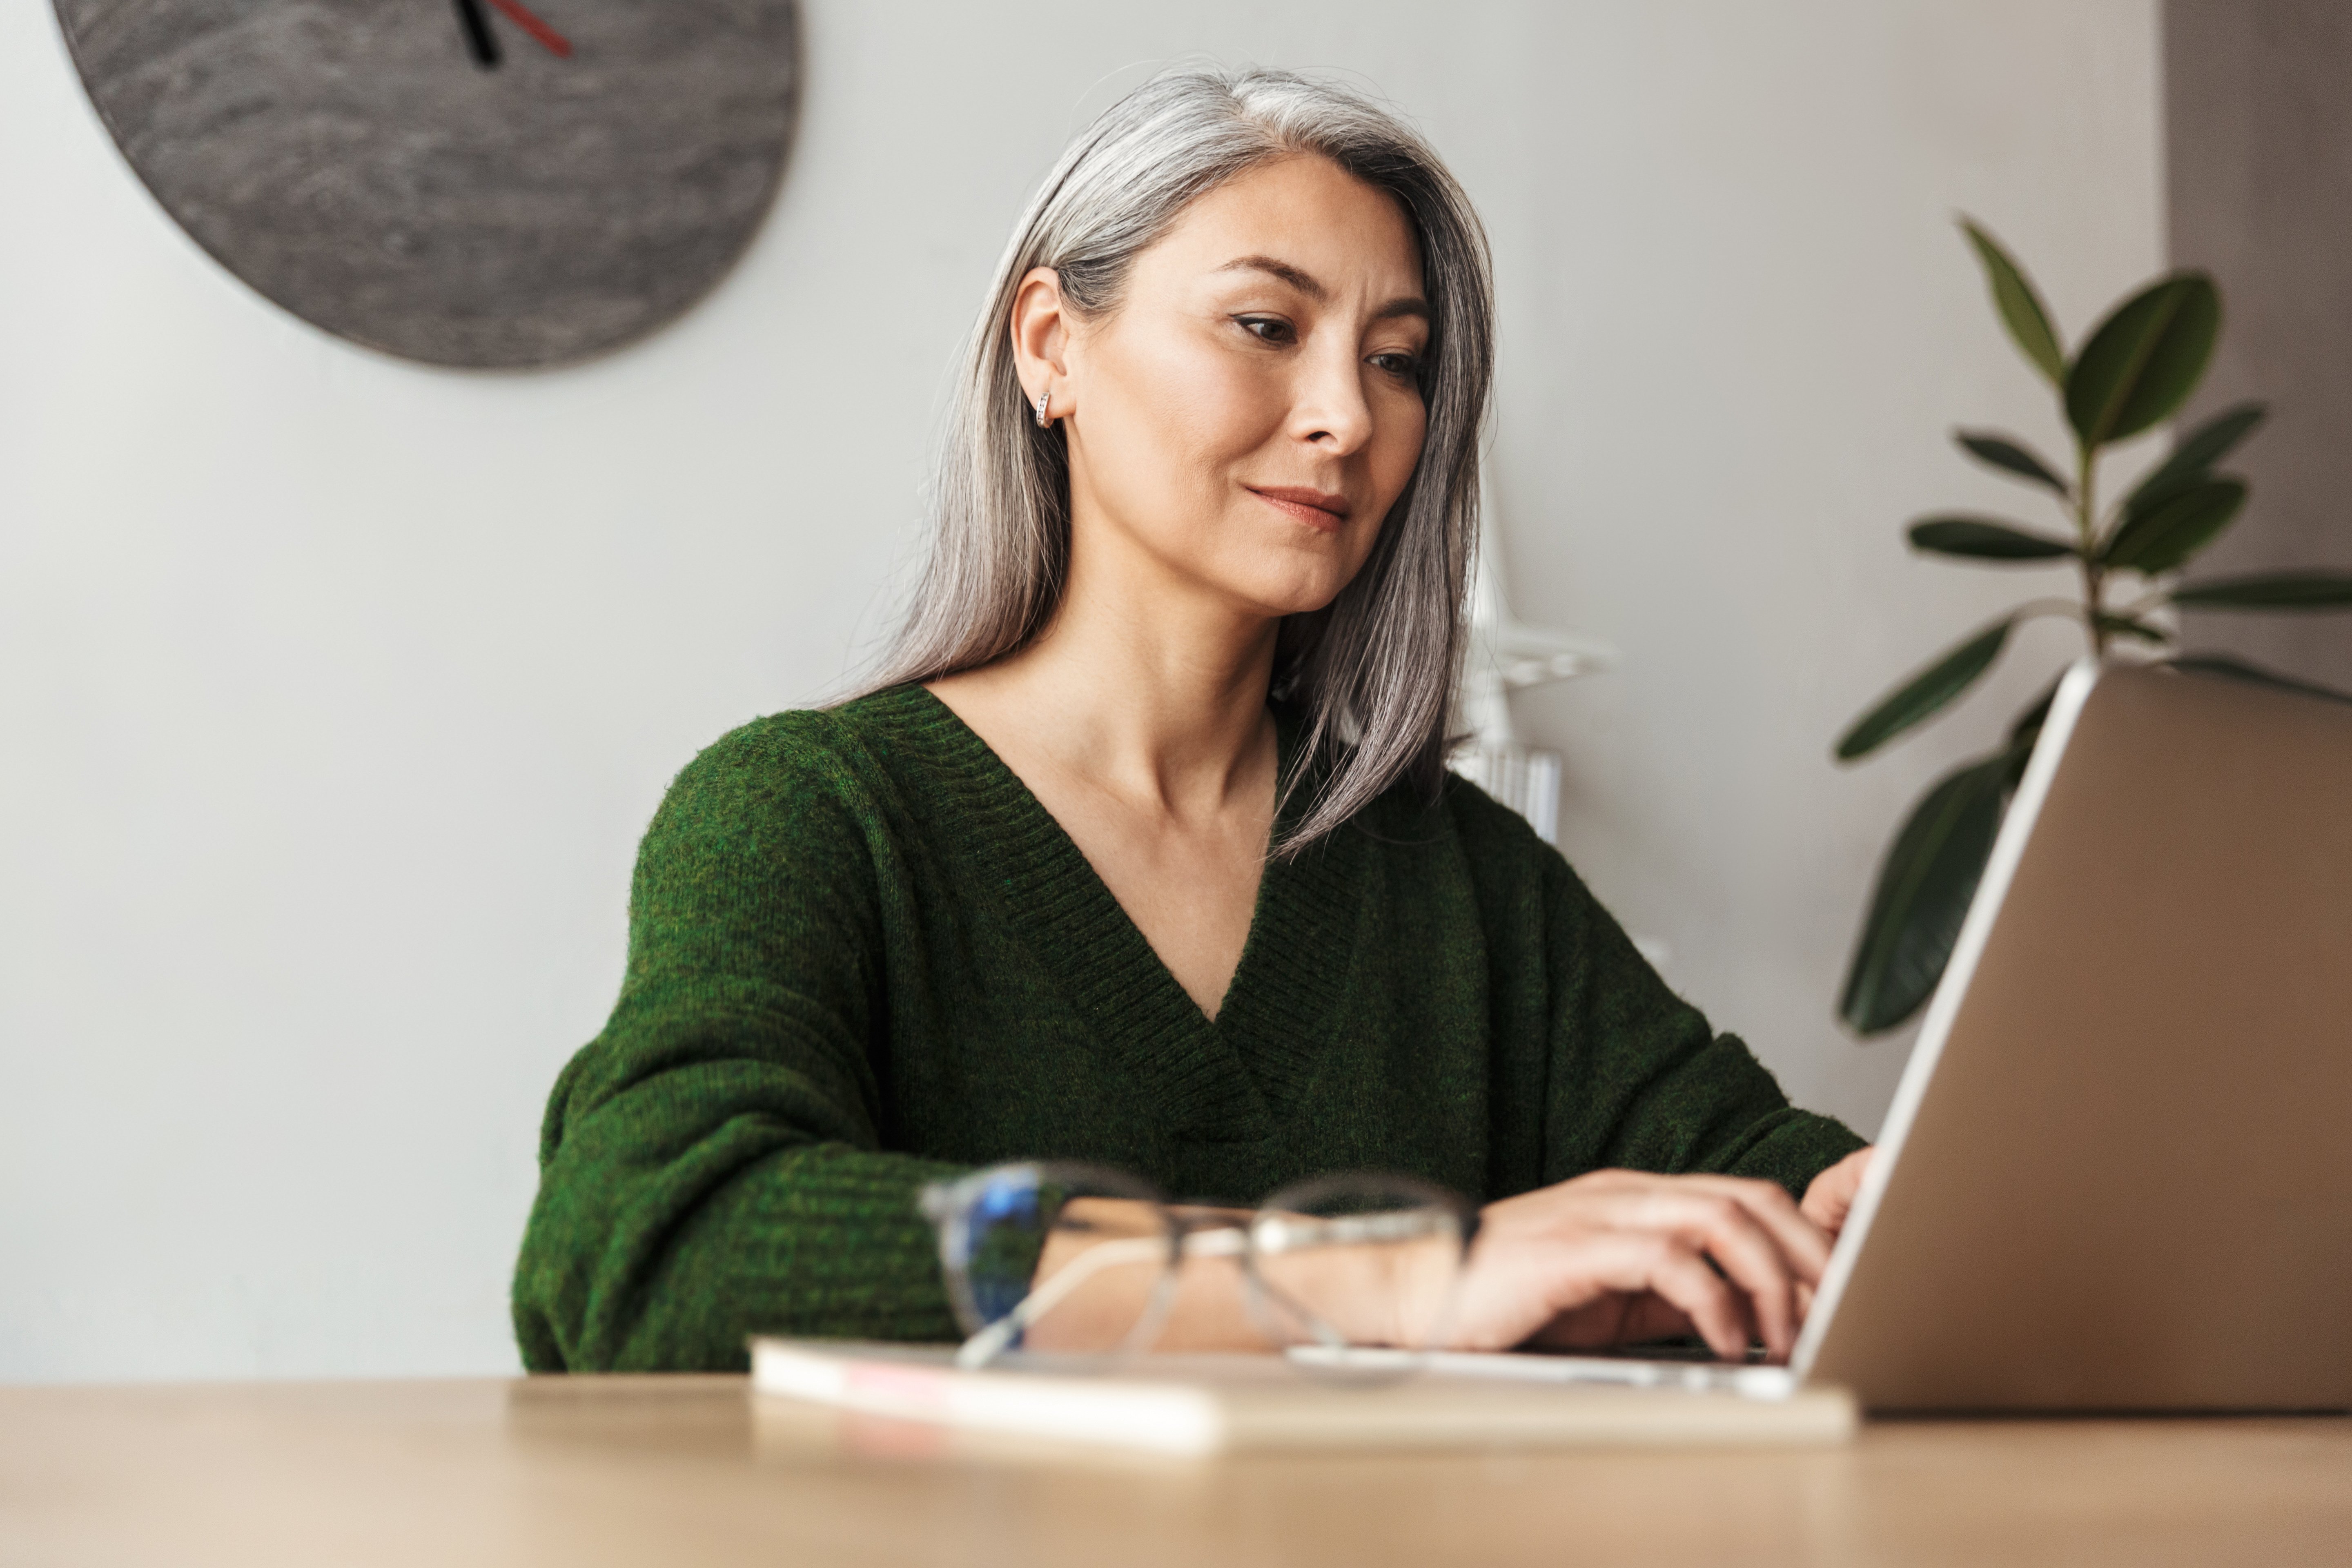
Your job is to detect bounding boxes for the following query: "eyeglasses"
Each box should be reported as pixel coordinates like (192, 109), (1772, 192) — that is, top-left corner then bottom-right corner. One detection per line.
(918, 1162), (1477, 1372)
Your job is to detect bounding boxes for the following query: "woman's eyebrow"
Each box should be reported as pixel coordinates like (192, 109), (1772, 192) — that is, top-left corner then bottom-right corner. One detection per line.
(1216, 254), (1326, 298)
(1215, 256), (1430, 321)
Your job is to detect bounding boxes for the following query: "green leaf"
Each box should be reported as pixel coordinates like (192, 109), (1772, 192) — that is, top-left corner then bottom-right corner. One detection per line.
(2101, 477), (2246, 574)
(2125, 401), (2266, 510)
(2096, 612), (2172, 646)
(2168, 654), (2352, 707)
(1909, 517), (2077, 561)
(1961, 220), (2066, 387)
(1953, 430), (2071, 496)
(2118, 463), (2218, 532)
(2170, 571), (2352, 610)
(2065, 274), (2222, 449)
(1840, 751), (2016, 1034)
(1835, 618), (2013, 760)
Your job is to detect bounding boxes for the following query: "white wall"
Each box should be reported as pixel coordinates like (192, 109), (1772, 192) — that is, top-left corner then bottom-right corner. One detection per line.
(0, 1), (2160, 1382)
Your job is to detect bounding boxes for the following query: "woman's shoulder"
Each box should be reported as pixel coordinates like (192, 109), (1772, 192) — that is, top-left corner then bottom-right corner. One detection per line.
(676, 684), (935, 773)
(1432, 767), (1554, 855)
(653, 684), (943, 835)
(1342, 757), (1560, 870)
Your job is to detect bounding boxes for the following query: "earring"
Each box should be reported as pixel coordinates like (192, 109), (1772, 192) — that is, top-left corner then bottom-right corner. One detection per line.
(1033, 388), (1052, 428)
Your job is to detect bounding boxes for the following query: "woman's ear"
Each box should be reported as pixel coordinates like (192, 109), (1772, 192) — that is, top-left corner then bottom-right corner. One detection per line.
(1009, 266), (1073, 423)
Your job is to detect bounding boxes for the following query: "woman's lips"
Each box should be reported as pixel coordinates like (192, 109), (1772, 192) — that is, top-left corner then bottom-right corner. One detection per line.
(1248, 486), (1351, 532)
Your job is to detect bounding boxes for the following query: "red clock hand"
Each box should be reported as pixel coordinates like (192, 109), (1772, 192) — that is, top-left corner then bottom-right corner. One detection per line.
(485, 0), (572, 58)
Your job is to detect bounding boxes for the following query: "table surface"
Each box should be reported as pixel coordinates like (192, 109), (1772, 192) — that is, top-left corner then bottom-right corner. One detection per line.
(3, 1375), (2349, 1567)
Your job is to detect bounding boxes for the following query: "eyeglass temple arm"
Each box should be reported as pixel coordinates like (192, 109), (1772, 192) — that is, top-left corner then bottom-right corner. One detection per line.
(954, 1225), (1247, 1370)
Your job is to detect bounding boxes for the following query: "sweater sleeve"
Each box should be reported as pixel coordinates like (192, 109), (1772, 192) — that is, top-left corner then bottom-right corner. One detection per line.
(1535, 844), (1866, 1200)
(512, 715), (965, 1373)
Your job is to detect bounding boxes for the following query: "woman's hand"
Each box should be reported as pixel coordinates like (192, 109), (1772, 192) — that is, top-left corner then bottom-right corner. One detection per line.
(1800, 1147), (1876, 1240)
(1445, 1169), (1834, 1363)
(1028, 1155), (1876, 1365)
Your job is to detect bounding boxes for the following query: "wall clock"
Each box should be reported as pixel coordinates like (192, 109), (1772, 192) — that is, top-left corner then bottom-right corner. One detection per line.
(54, 0), (800, 369)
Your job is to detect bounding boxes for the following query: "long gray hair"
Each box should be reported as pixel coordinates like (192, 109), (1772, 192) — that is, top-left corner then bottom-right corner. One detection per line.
(866, 66), (1494, 857)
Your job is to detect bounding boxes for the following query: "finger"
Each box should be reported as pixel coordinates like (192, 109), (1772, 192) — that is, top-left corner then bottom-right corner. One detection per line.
(1567, 1232), (1751, 1361)
(1578, 1177), (1818, 1355)
(1801, 1149), (1875, 1236)
(1635, 1242), (1756, 1361)
(1569, 1169), (1829, 1285)
(1662, 1174), (1833, 1286)
(1610, 1190), (1799, 1358)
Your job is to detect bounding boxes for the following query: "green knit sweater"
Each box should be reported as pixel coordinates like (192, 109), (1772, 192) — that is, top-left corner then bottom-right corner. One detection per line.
(512, 686), (1863, 1372)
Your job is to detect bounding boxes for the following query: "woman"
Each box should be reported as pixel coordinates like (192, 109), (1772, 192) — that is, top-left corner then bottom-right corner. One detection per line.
(513, 67), (1871, 1374)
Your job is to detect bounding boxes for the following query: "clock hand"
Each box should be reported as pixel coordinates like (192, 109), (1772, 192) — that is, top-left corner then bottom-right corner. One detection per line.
(452, 0), (500, 68)
(485, 0), (574, 58)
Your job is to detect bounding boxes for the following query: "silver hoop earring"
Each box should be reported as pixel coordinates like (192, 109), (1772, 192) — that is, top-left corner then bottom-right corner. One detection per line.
(1033, 389), (1052, 428)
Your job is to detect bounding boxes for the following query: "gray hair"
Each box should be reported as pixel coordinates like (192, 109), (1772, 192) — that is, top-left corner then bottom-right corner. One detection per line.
(865, 65), (1494, 857)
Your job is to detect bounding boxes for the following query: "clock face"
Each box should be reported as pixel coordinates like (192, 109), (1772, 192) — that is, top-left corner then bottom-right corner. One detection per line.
(55, 0), (800, 368)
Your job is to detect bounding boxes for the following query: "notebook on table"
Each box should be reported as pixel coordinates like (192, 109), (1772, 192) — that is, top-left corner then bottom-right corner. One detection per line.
(747, 1338), (1855, 1455)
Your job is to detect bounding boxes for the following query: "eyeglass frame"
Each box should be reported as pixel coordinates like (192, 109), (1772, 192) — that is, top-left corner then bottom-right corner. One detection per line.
(918, 1160), (1479, 1371)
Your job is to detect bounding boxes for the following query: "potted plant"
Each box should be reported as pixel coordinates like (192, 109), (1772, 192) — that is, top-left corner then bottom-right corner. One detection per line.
(1834, 220), (2352, 1036)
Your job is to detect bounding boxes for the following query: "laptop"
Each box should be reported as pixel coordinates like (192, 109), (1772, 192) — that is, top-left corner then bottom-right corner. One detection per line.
(1408, 657), (2352, 1412)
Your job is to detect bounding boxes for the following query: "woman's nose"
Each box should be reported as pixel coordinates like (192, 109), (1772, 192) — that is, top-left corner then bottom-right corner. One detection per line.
(1288, 343), (1376, 454)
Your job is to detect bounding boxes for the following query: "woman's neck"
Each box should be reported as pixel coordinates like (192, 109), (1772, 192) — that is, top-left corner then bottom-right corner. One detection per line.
(925, 533), (1280, 824)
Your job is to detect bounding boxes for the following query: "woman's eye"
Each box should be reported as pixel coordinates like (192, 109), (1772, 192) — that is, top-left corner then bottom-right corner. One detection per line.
(1370, 351), (1422, 378)
(1235, 315), (1295, 344)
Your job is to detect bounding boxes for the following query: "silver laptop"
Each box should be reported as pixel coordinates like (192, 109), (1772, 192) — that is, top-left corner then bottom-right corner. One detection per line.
(1409, 657), (2352, 1412)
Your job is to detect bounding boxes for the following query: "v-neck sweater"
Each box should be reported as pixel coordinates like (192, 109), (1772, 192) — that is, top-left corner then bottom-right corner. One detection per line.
(512, 686), (1864, 1372)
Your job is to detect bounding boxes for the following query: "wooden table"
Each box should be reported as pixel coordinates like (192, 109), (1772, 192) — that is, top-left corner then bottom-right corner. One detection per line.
(3, 1376), (2348, 1566)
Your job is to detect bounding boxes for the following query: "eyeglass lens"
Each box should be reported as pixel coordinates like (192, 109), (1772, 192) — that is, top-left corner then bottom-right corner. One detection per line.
(936, 1164), (1180, 1360)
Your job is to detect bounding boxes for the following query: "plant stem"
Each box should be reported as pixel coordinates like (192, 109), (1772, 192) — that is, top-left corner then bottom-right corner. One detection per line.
(2075, 442), (2105, 656)
(2013, 597), (2101, 626)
